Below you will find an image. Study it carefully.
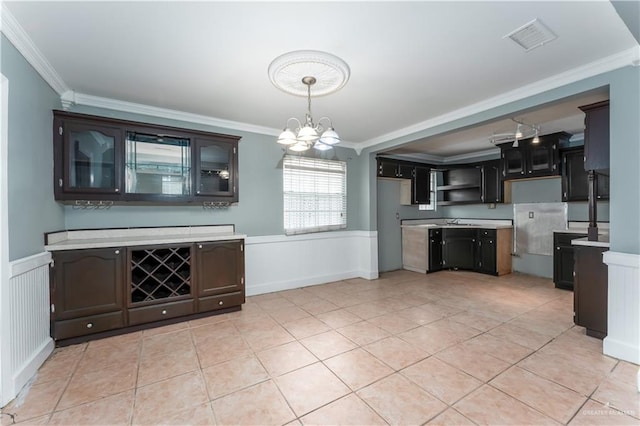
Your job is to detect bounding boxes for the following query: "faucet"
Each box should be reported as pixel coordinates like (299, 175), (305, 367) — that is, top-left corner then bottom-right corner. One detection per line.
(446, 218), (460, 225)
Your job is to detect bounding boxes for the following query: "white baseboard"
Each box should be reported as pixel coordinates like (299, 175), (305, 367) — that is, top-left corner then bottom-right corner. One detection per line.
(245, 231), (378, 296)
(13, 338), (54, 395)
(603, 251), (640, 364)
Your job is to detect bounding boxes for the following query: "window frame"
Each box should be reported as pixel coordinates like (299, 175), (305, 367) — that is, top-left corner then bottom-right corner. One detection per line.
(282, 155), (347, 235)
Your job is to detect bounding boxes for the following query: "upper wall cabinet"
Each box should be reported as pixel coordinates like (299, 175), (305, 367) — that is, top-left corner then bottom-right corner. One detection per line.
(498, 132), (570, 180)
(53, 111), (240, 205)
(579, 100), (609, 173)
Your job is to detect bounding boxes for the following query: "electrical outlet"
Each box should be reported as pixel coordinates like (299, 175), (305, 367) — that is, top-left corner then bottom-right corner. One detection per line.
(529, 211), (534, 218)
(488, 203), (496, 209)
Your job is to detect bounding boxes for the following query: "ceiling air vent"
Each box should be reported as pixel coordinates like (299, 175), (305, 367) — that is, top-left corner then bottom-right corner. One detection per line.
(504, 18), (557, 52)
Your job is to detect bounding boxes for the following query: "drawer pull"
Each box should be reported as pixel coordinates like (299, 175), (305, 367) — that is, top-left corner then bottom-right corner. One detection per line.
(198, 244), (203, 249)
(86, 322), (93, 329)
(218, 301), (224, 306)
(115, 250), (120, 255)
(161, 310), (167, 315)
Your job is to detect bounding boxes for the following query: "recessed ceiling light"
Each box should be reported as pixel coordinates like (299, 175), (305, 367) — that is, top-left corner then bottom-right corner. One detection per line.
(504, 18), (557, 52)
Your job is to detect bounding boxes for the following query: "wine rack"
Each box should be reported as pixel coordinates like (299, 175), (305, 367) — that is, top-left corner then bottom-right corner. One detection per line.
(130, 246), (191, 304)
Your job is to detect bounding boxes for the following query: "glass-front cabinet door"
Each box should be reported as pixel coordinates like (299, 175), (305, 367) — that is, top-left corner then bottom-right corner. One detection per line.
(528, 143), (557, 176)
(125, 132), (191, 197)
(63, 122), (122, 194)
(195, 137), (236, 198)
(502, 147), (525, 179)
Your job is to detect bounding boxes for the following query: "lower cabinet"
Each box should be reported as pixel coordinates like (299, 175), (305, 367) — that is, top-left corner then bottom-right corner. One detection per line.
(51, 248), (124, 340)
(553, 232), (586, 290)
(573, 245), (608, 339)
(428, 229), (443, 272)
(440, 228), (512, 276)
(50, 240), (245, 342)
(196, 240), (245, 310)
(442, 229), (476, 270)
(476, 234), (497, 274)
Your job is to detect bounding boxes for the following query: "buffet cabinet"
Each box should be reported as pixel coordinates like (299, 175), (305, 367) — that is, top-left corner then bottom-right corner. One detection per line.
(50, 240), (245, 342)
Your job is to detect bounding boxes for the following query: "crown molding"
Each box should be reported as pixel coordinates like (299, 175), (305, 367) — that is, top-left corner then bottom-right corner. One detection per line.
(72, 92), (283, 137)
(442, 148), (500, 164)
(360, 46), (640, 150)
(0, 4), (69, 95)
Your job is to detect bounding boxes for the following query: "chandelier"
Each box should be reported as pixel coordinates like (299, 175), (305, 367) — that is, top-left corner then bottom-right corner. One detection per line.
(490, 118), (541, 148)
(268, 50), (350, 152)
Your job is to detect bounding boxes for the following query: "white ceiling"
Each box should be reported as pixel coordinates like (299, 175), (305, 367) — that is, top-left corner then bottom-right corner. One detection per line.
(4, 1), (638, 156)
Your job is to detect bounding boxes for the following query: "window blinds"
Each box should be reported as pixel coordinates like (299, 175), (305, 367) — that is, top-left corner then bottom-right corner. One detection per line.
(283, 155), (347, 235)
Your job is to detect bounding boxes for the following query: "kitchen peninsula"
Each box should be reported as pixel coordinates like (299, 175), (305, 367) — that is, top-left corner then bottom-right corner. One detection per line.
(401, 219), (513, 276)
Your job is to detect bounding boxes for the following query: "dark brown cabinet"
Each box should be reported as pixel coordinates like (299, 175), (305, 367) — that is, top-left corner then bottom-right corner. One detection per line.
(51, 248), (125, 340)
(50, 239), (245, 342)
(194, 137), (238, 199)
(196, 240), (245, 311)
(499, 133), (570, 180)
(553, 232), (586, 290)
(428, 228), (443, 272)
(53, 111), (240, 205)
(128, 245), (194, 326)
(442, 228), (477, 270)
(481, 160), (502, 203)
(579, 100), (609, 172)
(476, 230), (497, 275)
(376, 158), (431, 205)
(562, 147), (609, 202)
(412, 166), (431, 204)
(574, 245), (608, 338)
(377, 159), (413, 178)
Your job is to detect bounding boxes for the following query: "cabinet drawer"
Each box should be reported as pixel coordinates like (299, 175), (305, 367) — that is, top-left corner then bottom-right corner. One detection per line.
(54, 311), (124, 340)
(554, 232), (587, 247)
(128, 299), (194, 326)
(199, 291), (244, 312)
(478, 229), (496, 239)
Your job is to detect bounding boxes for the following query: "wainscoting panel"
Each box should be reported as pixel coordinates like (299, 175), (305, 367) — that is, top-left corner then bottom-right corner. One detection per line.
(1, 252), (54, 405)
(245, 231), (378, 296)
(603, 251), (640, 365)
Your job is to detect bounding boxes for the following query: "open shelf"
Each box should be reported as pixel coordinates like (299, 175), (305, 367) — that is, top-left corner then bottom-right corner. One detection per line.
(437, 183), (480, 191)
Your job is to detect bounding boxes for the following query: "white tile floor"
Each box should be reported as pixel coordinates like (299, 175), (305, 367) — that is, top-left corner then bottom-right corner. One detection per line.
(2, 270), (638, 425)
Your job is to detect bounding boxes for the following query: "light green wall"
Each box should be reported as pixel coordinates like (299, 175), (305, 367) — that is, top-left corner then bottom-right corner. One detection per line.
(376, 178), (440, 272)
(609, 66), (640, 254)
(63, 105), (364, 235)
(1, 35), (64, 260)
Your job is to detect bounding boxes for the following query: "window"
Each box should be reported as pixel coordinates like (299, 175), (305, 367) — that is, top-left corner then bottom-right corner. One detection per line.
(283, 155), (347, 235)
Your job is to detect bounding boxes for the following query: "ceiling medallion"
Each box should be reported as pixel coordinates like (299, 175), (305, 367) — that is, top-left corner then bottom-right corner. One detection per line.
(268, 50), (350, 97)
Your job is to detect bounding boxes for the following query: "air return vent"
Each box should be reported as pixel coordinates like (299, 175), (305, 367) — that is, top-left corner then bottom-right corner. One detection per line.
(505, 19), (557, 52)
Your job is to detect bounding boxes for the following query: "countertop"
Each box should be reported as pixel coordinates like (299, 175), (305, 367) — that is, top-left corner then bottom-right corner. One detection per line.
(553, 221), (610, 234)
(572, 236), (610, 248)
(45, 225), (246, 251)
(401, 222), (513, 230)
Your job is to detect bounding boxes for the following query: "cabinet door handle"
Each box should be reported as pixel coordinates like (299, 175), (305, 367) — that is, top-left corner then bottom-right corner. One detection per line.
(218, 301), (224, 306)
(86, 323), (93, 329)
(198, 244), (203, 249)
(115, 188), (120, 192)
(115, 250), (120, 255)
(557, 247), (560, 250)
(161, 310), (167, 315)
